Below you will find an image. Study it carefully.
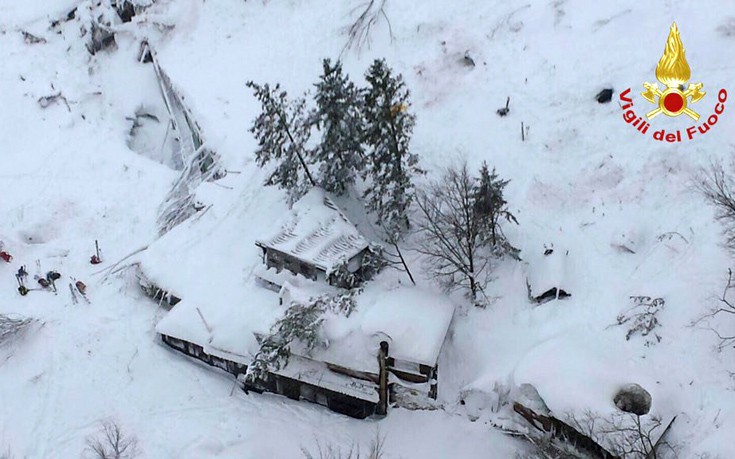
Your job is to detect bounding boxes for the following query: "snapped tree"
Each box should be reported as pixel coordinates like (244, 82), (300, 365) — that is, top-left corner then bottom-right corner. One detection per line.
(245, 290), (361, 383)
(247, 81), (316, 203)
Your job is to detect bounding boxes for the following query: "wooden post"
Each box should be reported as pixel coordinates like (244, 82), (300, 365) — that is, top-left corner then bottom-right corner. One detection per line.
(377, 341), (389, 415)
(428, 365), (438, 400)
(521, 121), (525, 141)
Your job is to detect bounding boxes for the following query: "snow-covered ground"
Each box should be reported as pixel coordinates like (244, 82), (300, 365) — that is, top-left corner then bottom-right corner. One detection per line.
(1, 0), (735, 457)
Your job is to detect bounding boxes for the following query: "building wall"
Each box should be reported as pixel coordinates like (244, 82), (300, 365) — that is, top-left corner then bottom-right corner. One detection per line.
(264, 248), (319, 281)
(160, 334), (377, 419)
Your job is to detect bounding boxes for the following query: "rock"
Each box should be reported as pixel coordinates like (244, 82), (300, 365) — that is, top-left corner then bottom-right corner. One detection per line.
(462, 51), (475, 68)
(614, 383), (651, 415)
(596, 88), (614, 103)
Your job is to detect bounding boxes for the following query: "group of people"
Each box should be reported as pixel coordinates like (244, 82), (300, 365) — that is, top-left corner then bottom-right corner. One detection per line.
(1, 241), (90, 300)
(15, 265), (62, 296)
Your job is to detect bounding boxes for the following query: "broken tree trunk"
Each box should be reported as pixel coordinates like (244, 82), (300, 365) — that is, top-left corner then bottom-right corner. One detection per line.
(514, 402), (620, 459)
(646, 416), (677, 459)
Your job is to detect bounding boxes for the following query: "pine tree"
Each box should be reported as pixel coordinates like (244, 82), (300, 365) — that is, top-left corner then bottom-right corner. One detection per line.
(312, 59), (365, 195)
(245, 299), (325, 383)
(246, 81), (316, 202)
(362, 59), (422, 240)
(474, 162), (519, 259)
(244, 290), (361, 383)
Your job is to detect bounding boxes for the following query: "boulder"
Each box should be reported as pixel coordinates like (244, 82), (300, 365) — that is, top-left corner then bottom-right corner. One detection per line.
(614, 383), (651, 415)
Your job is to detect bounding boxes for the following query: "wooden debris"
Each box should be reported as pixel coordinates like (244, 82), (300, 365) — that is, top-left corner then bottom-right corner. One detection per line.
(21, 31), (46, 44)
(497, 96), (510, 116)
(514, 402), (620, 459)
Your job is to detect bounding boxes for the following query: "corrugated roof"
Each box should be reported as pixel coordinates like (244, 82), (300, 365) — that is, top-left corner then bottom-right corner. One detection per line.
(255, 188), (369, 272)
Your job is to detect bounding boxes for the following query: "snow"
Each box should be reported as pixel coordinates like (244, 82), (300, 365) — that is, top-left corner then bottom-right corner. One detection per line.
(1, 0), (735, 457)
(154, 285), (283, 363)
(272, 354), (380, 403)
(155, 280), (453, 380)
(526, 245), (572, 299)
(255, 188), (369, 273)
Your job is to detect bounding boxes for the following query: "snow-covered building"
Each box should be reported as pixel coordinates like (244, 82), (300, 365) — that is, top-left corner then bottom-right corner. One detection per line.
(527, 245), (572, 303)
(138, 184), (455, 418)
(255, 189), (372, 287)
(154, 284), (455, 418)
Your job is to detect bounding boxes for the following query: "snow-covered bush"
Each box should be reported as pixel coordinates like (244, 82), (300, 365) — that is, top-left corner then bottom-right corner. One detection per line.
(0, 314), (35, 347)
(301, 429), (386, 459)
(694, 269), (735, 351)
(614, 296), (665, 346)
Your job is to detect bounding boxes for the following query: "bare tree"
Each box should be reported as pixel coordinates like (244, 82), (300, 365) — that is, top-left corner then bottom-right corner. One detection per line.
(302, 429), (386, 459)
(415, 162), (486, 302)
(694, 269), (735, 351)
(85, 420), (139, 459)
(611, 296), (666, 346)
(697, 162), (735, 251)
(415, 161), (517, 305)
(566, 410), (673, 459)
(341, 0), (393, 56)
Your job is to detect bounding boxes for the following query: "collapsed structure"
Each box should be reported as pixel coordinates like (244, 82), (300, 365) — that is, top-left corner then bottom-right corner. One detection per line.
(137, 41), (226, 235)
(144, 188), (455, 418)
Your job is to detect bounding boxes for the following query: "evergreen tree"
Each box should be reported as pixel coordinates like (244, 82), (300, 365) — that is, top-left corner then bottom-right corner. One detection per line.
(362, 59), (422, 240)
(244, 290), (360, 383)
(312, 59), (365, 195)
(245, 299), (325, 383)
(246, 81), (316, 202)
(474, 162), (519, 259)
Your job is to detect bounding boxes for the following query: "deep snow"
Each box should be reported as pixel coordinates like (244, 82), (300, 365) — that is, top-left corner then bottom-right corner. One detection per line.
(1, 0), (735, 457)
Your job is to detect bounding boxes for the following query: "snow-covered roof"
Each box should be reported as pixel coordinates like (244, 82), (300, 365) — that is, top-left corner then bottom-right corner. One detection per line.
(272, 354), (380, 403)
(255, 188), (369, 272)
(527, 246), (571, 299)
(155, 282), (455, 377)
(155, 286), (283, 365)
(254, 265), (334, 296)
(313, 285), (456, 372)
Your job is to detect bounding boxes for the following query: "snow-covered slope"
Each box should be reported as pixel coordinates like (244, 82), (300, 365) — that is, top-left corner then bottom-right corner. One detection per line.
(1, 0), (734, 457)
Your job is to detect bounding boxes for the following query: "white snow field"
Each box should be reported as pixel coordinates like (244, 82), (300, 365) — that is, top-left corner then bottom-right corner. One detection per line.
(1, 0), (735, 457)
